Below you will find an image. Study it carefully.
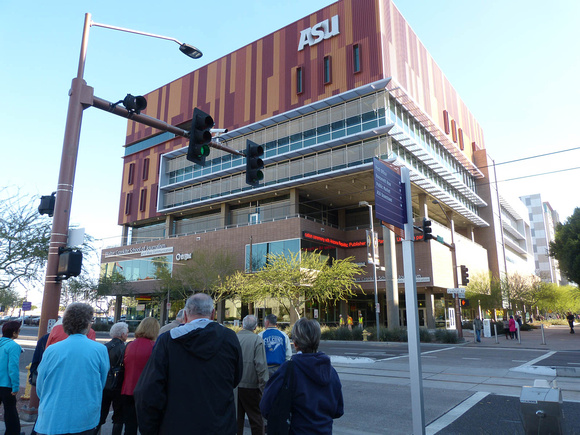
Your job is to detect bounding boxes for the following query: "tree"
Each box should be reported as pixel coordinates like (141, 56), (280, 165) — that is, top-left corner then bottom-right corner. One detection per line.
(0, 190), (51, 294)
(465, 272), (503, 314)
(550, 207), (580, 285)
(220, 251), (363, 321)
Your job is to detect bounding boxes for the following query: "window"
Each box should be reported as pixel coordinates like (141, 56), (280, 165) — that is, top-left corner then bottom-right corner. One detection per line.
(443, 110), (450, 135)
(296, 67), (303, 94)
(324, 56), (332, 84)
(125, 193), (132, 215)
(127, 163), (135, 185)
(353, 44), (360, 73)
(458, 128), (464, 150)
(139, 188), (147, 212)
(451, 119), (457, 143)
(142, 158), (150, 181)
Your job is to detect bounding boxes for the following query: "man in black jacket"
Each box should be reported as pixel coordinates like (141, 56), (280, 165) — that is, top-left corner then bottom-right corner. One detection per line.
(134, 293), (243, 435)
(95, 322), (128, 435)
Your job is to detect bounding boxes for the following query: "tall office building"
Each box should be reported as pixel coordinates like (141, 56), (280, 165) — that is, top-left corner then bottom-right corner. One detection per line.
(100, 0), (531, 326)
(520, 193), (563, 284)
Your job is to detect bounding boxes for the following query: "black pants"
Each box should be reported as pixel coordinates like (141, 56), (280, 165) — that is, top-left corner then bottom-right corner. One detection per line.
(0, 387), (20, 435)
(121, 394), (139, 435)
(95, 388), (124, 432)
(237, 388), (264, 435)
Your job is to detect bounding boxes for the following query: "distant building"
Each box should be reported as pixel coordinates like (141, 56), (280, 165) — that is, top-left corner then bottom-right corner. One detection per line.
(520, 194), (564, 284)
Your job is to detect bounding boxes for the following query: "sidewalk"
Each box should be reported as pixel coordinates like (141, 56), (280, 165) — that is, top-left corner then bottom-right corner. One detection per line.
(462, 323), (578, 352)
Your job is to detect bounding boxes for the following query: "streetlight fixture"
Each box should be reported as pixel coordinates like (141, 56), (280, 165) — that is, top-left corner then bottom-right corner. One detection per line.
(38, 13), (202, 338)
(359, 200), (380, 340)
(432, 200), (463, 339)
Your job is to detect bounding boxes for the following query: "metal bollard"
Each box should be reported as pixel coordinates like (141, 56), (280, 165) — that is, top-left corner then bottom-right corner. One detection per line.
(494, 324), (498, 344)
(541, 323), (547, 345)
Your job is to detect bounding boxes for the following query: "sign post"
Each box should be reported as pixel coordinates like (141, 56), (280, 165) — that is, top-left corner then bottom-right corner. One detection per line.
(401, 166), (426, 435)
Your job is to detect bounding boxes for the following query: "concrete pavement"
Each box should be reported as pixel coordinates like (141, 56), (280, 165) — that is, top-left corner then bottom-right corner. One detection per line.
(5, 324), (578, 434)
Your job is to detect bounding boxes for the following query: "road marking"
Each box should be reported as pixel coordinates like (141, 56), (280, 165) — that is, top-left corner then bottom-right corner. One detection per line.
(375, 346), (455, 362)
(462, 357), (481, 360)
(519, 351), (556, 367)
(569, 362), (580, 365)
(426, 391), (489, 435)
(512, 360), (528, 363)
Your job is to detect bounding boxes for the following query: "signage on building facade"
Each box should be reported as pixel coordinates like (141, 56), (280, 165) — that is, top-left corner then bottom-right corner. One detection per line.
(373, 158), (407, 230)
(298, 15), (340, 51)
(175, 253), (192, 261)
(104, 244), (174, 258)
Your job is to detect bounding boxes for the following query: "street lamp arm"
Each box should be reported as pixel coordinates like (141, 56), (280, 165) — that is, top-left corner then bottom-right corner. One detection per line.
(90, 21), (202, 58)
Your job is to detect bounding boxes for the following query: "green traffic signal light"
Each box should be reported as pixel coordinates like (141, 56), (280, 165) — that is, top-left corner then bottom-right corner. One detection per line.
(187, 108), (214, 166)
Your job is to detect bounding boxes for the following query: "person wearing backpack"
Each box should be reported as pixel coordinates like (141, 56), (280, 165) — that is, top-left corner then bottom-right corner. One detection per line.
(95, 322), (129, 435)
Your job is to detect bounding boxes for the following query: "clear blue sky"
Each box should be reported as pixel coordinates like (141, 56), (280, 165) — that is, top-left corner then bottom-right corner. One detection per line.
(2, 0), (579, 299)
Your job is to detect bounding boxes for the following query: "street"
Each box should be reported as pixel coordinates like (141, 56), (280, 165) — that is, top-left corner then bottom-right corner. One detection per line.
(6, 325), (580, 434)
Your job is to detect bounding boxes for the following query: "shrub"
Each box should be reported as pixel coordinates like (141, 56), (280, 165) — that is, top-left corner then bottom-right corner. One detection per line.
(434, 329), (459, 344)
(92, 322), (111, 332)
(419, 327), (432, 343)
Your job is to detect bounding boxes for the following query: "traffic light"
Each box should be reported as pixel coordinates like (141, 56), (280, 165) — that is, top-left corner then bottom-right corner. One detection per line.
(422, 218), (433, 242)
(460, 265), (470, 286)
(57, 248), (83, 280)
(187, 108), (214, 166)
(245, 140), (264, 186)
(122, 94), (147, 114)
(460, 298), (470, 307)
(38, 192), (56, 217)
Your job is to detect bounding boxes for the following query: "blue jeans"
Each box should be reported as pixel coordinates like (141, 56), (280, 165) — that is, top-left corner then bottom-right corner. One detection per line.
(475, 329), (481, 342)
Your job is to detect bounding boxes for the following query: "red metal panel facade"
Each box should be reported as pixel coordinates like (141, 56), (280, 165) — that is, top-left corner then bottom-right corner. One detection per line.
(118, 0), (486, 225)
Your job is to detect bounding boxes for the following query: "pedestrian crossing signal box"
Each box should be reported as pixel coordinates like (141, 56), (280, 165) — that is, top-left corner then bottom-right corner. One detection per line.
(460, 299), (470, 307)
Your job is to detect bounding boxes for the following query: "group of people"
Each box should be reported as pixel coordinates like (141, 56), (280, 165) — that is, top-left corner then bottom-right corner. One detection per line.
(338, 312), (363, 330)
(1, 293), (343, 435)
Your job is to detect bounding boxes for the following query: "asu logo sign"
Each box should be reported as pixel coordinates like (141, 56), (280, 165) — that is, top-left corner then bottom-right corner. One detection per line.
(298, 15), (340, 51)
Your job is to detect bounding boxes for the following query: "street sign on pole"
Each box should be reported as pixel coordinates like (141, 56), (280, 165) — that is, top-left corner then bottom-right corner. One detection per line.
(446, 288), (466, 297)
(373, 158), (407, 230)
(22, 301), (32, 311)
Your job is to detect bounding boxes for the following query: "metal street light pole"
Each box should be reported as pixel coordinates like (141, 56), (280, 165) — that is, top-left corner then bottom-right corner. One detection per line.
(360, 201), (380, 340)
(433, 200), (463, 339)
(38, 13), (201, 338)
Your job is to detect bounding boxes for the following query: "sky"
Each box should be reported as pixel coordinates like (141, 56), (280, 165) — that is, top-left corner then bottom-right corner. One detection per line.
(2, 0), (579, 301)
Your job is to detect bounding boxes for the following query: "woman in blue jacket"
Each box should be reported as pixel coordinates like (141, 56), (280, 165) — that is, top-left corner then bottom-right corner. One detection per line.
(0, 320), (23, 435)
(260, 317), (343, 435)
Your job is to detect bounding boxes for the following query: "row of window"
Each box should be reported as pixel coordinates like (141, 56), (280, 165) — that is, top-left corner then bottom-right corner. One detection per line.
(127, 158), (150, 185)
(124, 188), (149, 214)
(165, 91), (386, 185)
(296, 44), (360, 93)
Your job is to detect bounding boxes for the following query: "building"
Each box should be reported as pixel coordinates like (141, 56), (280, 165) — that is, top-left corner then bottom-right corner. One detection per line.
(520, 193), (563, 284)
(100, 0), (529, 327)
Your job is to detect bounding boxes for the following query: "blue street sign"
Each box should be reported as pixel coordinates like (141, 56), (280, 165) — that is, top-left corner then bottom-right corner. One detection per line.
(373, 158), (407, 229)
(22, 301), (32, 311)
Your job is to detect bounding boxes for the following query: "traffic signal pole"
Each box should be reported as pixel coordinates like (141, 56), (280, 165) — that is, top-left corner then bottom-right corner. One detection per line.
(39, 13), (206, 339)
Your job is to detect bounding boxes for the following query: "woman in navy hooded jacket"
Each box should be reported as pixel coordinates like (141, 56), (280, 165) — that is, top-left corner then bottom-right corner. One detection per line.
(260, 317), (343, 434)
(0, 320), (23, 435)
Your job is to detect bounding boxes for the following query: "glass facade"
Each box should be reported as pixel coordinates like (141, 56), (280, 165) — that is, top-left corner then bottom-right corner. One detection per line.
(245, 238), (301, 272)
(101, 255), (173, 282)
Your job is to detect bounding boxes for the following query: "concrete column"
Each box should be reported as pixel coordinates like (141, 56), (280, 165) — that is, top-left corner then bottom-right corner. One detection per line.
(216, 299), (226, 323)
(289, 188), (299, 216)
(466, 224), (475, 242)
(425, 288), (436, 329)
(221, 203), (230, 227)
(114, 295), (123, 321)
(418, 193), (429, 219)
(383, 227), (400, 330)
(338, 208), (346, 229)
(164, 215), (174, 238)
